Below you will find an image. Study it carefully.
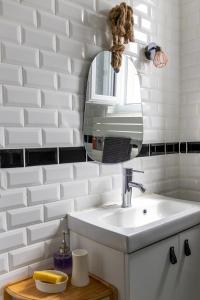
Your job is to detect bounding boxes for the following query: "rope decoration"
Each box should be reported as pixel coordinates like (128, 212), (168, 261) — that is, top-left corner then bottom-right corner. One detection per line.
(108, 2), (134, 72)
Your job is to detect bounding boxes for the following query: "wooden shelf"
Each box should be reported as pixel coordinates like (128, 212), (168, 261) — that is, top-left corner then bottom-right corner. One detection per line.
(3, 274), (118, 300)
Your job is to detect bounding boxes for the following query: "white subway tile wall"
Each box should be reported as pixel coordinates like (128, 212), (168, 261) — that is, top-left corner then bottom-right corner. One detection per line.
(0, 0), (180, 291)
(178, 1), (200, 200)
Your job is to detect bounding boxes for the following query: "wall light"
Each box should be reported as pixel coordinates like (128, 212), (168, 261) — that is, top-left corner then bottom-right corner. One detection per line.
(144, 42), (168, 68)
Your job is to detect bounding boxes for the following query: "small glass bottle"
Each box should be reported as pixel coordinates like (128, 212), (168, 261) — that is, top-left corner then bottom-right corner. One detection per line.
(53, 231), (72, 275)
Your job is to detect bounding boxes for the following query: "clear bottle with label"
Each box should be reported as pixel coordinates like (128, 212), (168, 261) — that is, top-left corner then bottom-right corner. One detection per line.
(53, 231), (72, 275)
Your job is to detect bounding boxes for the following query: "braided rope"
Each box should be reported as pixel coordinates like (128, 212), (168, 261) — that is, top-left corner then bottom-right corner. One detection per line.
(108, 2), (134, 72)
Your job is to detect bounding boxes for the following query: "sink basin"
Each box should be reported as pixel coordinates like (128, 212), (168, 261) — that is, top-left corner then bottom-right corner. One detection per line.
(68, 194), (200, 253)
(101, 198), (193, 228)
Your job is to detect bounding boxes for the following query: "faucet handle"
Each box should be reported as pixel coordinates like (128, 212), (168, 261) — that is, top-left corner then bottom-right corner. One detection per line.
(123, 168), (144, 176)
(124, 168), (144, 175)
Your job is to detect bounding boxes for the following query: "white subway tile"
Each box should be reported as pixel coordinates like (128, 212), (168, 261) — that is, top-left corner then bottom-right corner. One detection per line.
(0, 229), (26, 253)
(0, 64), (22, 85)
(38, 11), (68, 35)
(40, 51), (69, 73)
(84, 44), (102, 60)
(73, 128), (83, 146)
(27, 220), (60, 244)
(89, 176), (112, 194)
(2, 43), (39, 67)
(28, 184), (60, 205)
(69, 21), (95, 44)
(0, 19), (21, 44)
(71, 58), (90, 77)
(0, 86), (2, 105)
(112, 174), (123, 190)
(72, 94), (84, 112)
(0, 0), (37, 26)
(21, 0), (55, 13)
(85, 11), (107, 30)
(3, 85), (41, 108)
(59, 110), (81, 129)
(74, 194), (101, 211)
(76, 0), (95, 10)
(96, 0), (113, 14)
(0, 129), (4, 148)
(43, 128), (73, 147)
(5, 128), (42, 147)
(41, 90), (72, 109)
(0, 254), (8, 275)
(25, 108), (57, 127)
(0, 189), (27, 211)
(44, 238), (61, 258)
(9, 243), (45, 269)
(74, 162), (99, 179)
(7, 206), (43, 229)
(0, 267), (28, 295)
(100, 164), (122, 176)
(7, 167), (43, 188)
(43, 164), (73, 184)
(28, 257), (53, 274)
(58, 74), (84, 94)
(22, 27), (56, 52)
(0, 108), (23, 127)
(44, 199), (74, 221)
(61, 180), (88, 199)
(57, 36), (84, 59)
(56, 0), (83, 23)
(0, 213), (6, 232)
(23, 67), (57, 89)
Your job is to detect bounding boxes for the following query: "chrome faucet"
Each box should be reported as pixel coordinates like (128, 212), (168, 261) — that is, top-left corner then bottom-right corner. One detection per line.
(122, 168), (146, 208)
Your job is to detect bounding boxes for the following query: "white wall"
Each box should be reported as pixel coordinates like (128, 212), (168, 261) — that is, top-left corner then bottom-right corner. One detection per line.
(0, 0), (180, 291)
(179, 0), (200, 200)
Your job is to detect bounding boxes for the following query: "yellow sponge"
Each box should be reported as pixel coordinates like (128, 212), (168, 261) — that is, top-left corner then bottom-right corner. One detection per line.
(33, 271), (66, 284)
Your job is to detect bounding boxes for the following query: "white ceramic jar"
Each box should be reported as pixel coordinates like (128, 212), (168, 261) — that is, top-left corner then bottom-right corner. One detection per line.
(71, 249), (90, 287)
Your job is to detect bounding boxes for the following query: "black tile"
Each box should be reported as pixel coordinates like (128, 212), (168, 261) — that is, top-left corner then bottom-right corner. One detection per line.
(26, 148), (57, 166)
(59, 147), (86, 163)
(180, 142), (187, 153)
(150, 143), (165, 156)
(138, 144), (150, 157)
(166, 143), (179, 154)
(0, 149), (24, 168)
(187, 142), (200, 153)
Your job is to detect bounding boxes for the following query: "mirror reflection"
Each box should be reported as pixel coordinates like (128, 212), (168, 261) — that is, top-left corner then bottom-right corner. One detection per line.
(83, 51), (143, 163)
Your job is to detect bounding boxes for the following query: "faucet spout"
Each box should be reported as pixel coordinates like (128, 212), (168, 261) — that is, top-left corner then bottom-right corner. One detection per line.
(128, 182), (146, 193)
(122, 168), (145, 208)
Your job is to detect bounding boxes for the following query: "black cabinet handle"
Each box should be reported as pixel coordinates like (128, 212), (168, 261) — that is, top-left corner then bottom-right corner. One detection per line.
(170, 247), (177, 264)
(184, 239), (191, 256)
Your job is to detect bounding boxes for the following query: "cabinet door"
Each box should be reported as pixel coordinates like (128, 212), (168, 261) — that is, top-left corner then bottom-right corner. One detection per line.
(176, 224), (200, 300)
(126, 235), (179, 300)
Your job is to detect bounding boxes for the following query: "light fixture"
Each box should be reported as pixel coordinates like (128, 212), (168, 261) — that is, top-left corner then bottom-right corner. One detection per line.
(144, 42), (168, 68)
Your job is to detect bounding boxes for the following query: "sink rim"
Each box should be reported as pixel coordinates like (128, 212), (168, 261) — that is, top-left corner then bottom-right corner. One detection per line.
(68, 193), (200, 253)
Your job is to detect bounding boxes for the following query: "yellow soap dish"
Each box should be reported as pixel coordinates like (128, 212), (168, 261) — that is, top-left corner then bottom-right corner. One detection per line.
(34, 270), (68, 293)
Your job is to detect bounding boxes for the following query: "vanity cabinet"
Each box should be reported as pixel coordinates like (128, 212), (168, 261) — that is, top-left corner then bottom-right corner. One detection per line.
(127, 224), (200, 300)
(70, 224), (200, 300)
(126, 235), (179, 300)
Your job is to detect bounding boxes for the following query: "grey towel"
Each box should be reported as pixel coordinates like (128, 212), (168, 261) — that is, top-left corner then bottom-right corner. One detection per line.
(102, 137), (132, 163)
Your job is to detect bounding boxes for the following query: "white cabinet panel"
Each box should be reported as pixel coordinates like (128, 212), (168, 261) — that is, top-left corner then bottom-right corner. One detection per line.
(127, 236), (179, 300)
(176, 224), (200, 300)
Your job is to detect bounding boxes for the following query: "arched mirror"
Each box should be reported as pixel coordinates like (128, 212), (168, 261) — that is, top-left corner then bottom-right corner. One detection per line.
(83, 51), (143, 163)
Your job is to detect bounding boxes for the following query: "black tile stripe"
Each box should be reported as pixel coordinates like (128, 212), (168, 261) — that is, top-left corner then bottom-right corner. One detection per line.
(0, 142), (199, 168)
(59, 147), (86, 164)
(0, 149), (23, 168)
(26, 148), (58, 167)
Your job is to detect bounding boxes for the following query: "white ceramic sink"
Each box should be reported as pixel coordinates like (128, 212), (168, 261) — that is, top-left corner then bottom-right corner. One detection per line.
(101, 198), (193, 228)
(68, 194), (200, 253)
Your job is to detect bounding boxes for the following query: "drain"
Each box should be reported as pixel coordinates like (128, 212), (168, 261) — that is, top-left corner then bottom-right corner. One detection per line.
(143, 209), (147, 214)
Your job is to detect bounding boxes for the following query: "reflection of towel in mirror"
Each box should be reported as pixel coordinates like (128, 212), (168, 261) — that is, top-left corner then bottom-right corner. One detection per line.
(102, 137), (132, 163)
